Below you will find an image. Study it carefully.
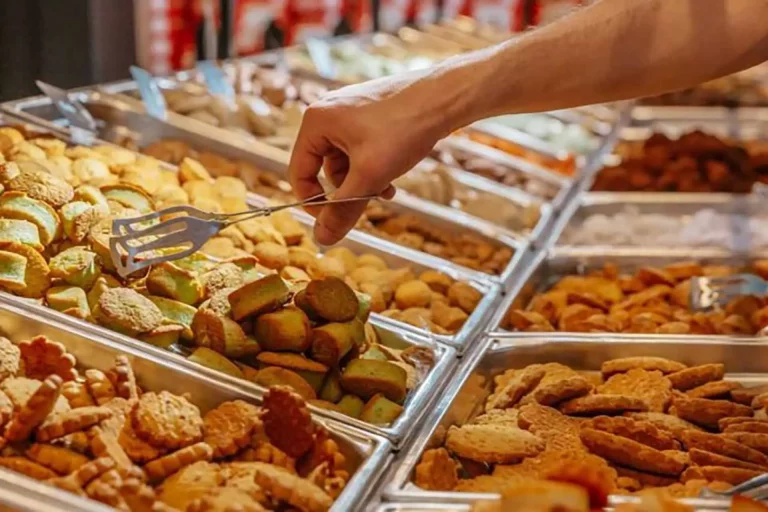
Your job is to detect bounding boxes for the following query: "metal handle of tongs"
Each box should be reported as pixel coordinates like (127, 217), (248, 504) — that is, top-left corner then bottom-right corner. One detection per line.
(221, 192), (380, 227)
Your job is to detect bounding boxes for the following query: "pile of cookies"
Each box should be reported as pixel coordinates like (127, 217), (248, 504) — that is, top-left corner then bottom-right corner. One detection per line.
(504, 261), (768, 335)
(593, 131), (768, 193)
(0, 126), (442, 425)
(137, 138), (294, 201)
(358, 202), (514, 275)
(414, 356), (768, 501)
(0, 335), (346, 511)
(462, 130), (576, 177)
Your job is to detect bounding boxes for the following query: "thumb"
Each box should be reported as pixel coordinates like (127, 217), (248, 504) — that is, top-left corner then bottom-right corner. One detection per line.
(314, 163), (389, 246)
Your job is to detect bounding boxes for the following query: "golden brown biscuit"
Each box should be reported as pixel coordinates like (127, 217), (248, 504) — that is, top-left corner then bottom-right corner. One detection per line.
(626, 412), (703, 440)
(672, 397), (752, 430)
(598, 369), (672, 413)
(731, 385), (768, 406)
(18, 336), (77, 382)
(612, 465), (679, 488)
(528, 376), (593, 407)
(720, 417), (768, 430)
(684, 466), (762, 485)
(518, 403), (583, 435)
(472, 409), (520, 426)
(0, 456), (58, 480)
(37, 405), (112, 442)
(132, 391), (204, 450)
(580, 428), (685, 476)
(251, 462), (333, 512)
(485, 367), (545, 411)
(681, 430), (768, 466)
(723, 421), (768, 434)
(559, 394), (648, 416)
(722, 432), (768, 456)
(589, 416), (679, 451)
(666, 364), (725, 391)
(686, 380), (742, 399)
(601, 357), (686, 377)
(203, 400), (261, 459)
(0, 337), (21, 381)
(5, 374), (63, 442)
(445, 424), (545, 464)
(26, 443), (89, 475)
(144, 442), (214, 483)
(414, 448), (459, 491)
(688, 448), (767, 471)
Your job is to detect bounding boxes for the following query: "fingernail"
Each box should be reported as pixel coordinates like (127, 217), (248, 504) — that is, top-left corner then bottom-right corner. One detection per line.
(313, 224), (334, 248)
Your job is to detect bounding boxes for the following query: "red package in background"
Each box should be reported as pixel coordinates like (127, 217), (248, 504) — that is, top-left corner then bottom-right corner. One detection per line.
(280, 0), (341, 45)
(442, 0), (525, 33)
(234, 0), (282, 55)
(379, 0), (438, 32)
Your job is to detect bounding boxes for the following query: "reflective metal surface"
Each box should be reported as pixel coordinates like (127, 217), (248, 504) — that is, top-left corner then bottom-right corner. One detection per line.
(0, 295), (392, 512)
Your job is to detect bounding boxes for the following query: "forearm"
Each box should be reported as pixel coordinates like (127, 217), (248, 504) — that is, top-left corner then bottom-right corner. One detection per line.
(435, 0), (768, 129)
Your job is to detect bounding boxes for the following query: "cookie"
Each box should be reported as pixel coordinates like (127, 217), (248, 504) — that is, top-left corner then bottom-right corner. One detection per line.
(62, 380), (95, 409)
(723, 421), (768, 434)
(625, 412), (702, 440)
(414, 447), (459, 491)
(5, 374), (63, 441)
(688, 448), (767, 472)
(681, 430), (768, 466)
(187, 487), (266, 512)
(686, 380), (742, 399)
(686, 465), (762, 485)
(517, 404), (583, 435)
(559, 394), (648, 416)
(720, 417), (768, 430)
(144, 442), (214, 483)
(528, 376), (593, 407)
(0, 337), (21, 381)
(722, 432), (768, 456)
(472, 409), (520, 426)
(667, 364), (725, 391)
(445, 424), (545, 464)
(731, 384), (768, 406)
(251, 462), (333, 512)
(26, 443), (89, 475)
(0, 456), (58, 480)
(132, 391), (204, 450)
(601, 357), (686, 377)
(36, 405), (112, 442)
(589, 416), (679, 451)
(672, 397), (752, 430)
(485, 367), (545, 411)
(18, 336), (77, 381)
(598, 369), (671, 413)
(611, 465), (678, 488)
(262, 386), (315, 459)
(203, 400), (261, 459)
(85, 369), (117, 405)
(119, 412), (168, 463)
(112, 355), (139, 401)
(580, 428), (685, 476)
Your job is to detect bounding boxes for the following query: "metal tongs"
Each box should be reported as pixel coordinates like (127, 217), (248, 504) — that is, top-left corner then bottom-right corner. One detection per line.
(699, 471), (768, 499)
(689, 274), (768, 310)
(109, 192), (376, 277)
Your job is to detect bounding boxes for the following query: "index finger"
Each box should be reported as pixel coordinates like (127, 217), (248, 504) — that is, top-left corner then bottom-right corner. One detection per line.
(288, 119), (331, 218)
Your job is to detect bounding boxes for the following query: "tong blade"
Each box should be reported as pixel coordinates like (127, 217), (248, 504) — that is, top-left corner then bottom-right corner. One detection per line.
(689, 274), (768, 311)
(111, 205), (220, 236)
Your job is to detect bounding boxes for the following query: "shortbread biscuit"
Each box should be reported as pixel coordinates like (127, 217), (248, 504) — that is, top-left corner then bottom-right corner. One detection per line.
(485, 367), (545, 411)
(672, 397), (752, 430)
(601, 357), (686, 377)
(688, 448), (767, 471)
(446, 424), (545, 464)
(133, 391), (203, 450)
(667, 364), (725, 391)
(681, 430), (768, 466)
(598, 369), (672, 413)
(560, 394), (648, 416)
(589, 416), (679, 451)
(580, 428), (685, 476)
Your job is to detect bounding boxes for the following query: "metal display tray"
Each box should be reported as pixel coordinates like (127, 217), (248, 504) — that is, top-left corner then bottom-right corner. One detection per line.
(3, 90), (531, 288)
(617, 114), (768, 143)
(553, 192), (768, 250)
(489, 247), (768, 334)
(0, 295), (392, 512)
(381, 334), (768, 510)
(0, 112), (461, 446)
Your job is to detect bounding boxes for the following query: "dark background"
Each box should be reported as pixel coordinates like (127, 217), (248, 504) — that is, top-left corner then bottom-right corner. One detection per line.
(0, 0), (136, 101)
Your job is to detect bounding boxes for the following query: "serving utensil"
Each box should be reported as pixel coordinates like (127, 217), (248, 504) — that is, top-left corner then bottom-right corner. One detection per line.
(689, 274), (768, 310)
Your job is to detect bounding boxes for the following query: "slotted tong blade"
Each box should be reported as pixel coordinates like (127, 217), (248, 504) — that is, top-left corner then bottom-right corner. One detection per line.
(109, 193), (377, 277)
(689, 274), (768, 310)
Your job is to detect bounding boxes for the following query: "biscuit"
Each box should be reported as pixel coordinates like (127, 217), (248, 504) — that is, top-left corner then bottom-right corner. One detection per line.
(472, 409), (520, 426)
(485, 367), (545, 411)
(18, 336), (77, 381)
(611, 465), (679, 488)
(559, 394), (648, 416)
(0, 337), (21, 381)
(133, 391), (204, 450)
(62, 380), (95, 409)
(85, 369), (116, 405)
(143, 442), (214, 483)
(731, 385), (768, 406)
(626, 412), (703, 440)
(598, 369), (672, 412)
(681, 430), (768, 466)
(722, 432), (768, 456)
(26, 443), (89, 475)
(37, 405), (113, 442)
(686, 465), (762, 485)
(414, 448), (459, 491)
(263, 386), (315, 459)
(723, 421), (768, 434)
(0, 456), (58, 480)
(446, 424), (545, 464)
(252, 462), (333, 512)
(667, 364), (725, 391)
(187, 487), (266, 512)
(0, 389), (12, 428)
(96, 288), (164, 336)
(112, 355), (139, 401)
(688, 448), (767, 471)
(529, 376), (593, 407)
(601, 357), (686, 377)
(203, 400), (261, 459)
(589, 416), (679, 451)
(672, 397), (752, 430)
(119, 411), (168, 464)
(580, 428), (685, 476)
(517, 404), (583, 435)
(686, 380), (742, 399)
(5, 374), (63, 441)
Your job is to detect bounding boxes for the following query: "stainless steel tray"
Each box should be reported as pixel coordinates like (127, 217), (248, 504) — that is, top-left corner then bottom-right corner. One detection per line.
(0, 111), (461, 446)
(0, 467), (112, 512)
(554, 192), (768, 251)
(0, 295), (392, 512)
(489, 247), (768, 333)
(382, 334), (766, 510)
(2, 290), (457, 448)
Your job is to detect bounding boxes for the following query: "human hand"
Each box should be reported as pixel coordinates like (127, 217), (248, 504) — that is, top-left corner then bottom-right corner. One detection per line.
(288, 69), (461, 246)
